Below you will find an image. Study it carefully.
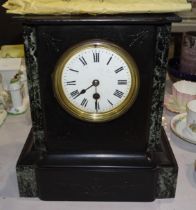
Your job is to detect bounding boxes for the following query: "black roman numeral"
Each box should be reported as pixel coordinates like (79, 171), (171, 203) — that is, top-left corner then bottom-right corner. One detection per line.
(118, 80), (127, 85)
(81, 98), (88, 107)
(79, 56), (87, 66)
(70, 90), (79, 98)
(107, 99), (113, 106)
(113, 90), (124, 99)
(107, 56), (113, 65)
(115, 66), (124, 74)
(69, 68), (79, 73)
(93, 52), (99, 62)
(66, 81), (76, 85)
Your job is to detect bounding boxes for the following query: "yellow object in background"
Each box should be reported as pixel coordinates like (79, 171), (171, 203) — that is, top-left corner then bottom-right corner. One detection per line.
(3, 0), (191, 15)
(0, 45), (24, 58)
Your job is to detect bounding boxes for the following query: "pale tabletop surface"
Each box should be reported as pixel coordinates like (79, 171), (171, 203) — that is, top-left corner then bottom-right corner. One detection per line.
(0, 84), (196, 209)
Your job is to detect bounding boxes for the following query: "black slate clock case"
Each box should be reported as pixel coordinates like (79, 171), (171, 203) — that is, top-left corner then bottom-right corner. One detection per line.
(16, 14), (179, 201)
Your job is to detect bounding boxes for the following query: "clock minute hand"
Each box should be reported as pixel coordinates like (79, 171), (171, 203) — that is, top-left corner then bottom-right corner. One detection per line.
(73, 84), (94, 99)
(84, 84), (94, 92)
(73, 80), (100, 99)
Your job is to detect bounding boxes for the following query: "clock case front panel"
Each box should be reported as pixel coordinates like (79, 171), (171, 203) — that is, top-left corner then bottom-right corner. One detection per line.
(37, 23), (154, 153)
(15, 14), (180, 201)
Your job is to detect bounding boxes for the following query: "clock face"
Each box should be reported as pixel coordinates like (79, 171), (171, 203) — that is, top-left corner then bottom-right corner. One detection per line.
(53, 40), (139, 122)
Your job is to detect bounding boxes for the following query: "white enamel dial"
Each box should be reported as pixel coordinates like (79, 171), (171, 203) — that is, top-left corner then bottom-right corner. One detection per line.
(53, 41), (139, 122)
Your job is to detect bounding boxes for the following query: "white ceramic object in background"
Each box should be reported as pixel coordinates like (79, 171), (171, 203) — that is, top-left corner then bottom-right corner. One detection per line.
(164, 94), (186, 113)
(171, 113), (196, 144)
(0, 74), (8, 126)
(0, 109), (7, 127)
(0, 58), (22, 90)
(20, 73), (28, 98)
(0, 73), (10, 110)
(186, 100), (196, 136)
(8, 79), (28, 115)
(172, 80), (196, 109)
(9, 81), (22, 107)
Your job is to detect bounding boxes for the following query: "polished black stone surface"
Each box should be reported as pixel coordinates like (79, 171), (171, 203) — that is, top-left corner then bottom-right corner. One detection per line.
(37, 24), (154, 153)
(16, 127), (178, 200)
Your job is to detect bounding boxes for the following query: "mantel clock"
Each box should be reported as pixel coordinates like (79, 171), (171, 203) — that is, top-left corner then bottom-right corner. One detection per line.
(16, 14), (180, 201)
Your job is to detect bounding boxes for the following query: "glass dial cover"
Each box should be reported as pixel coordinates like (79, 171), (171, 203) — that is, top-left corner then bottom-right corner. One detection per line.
(53, 40), (139, 122)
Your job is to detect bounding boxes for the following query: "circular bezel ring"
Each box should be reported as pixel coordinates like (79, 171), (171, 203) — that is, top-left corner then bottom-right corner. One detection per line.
(53, 40), (140, 123)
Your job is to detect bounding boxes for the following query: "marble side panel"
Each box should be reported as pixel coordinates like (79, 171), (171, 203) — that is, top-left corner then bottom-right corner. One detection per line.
(156, 167), (178, 198)
(148, 25), (171, 151)
(23, 26), (46, 151)
(16, 165), (38, 197)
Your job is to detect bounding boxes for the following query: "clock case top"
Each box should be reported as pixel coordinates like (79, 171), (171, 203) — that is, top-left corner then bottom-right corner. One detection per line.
(17, 14), (181, 154)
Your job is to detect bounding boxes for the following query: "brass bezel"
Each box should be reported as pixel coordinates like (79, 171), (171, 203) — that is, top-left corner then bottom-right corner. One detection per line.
(53, 40), (139, 122)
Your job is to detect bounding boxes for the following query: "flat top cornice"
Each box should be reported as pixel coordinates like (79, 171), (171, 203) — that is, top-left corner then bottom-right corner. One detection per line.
(13, 14), (181, 25)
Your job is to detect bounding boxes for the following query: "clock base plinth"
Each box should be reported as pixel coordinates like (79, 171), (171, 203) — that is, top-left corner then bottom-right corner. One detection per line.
(36, 153), (157, 201)
(16, 127), (177, 201)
